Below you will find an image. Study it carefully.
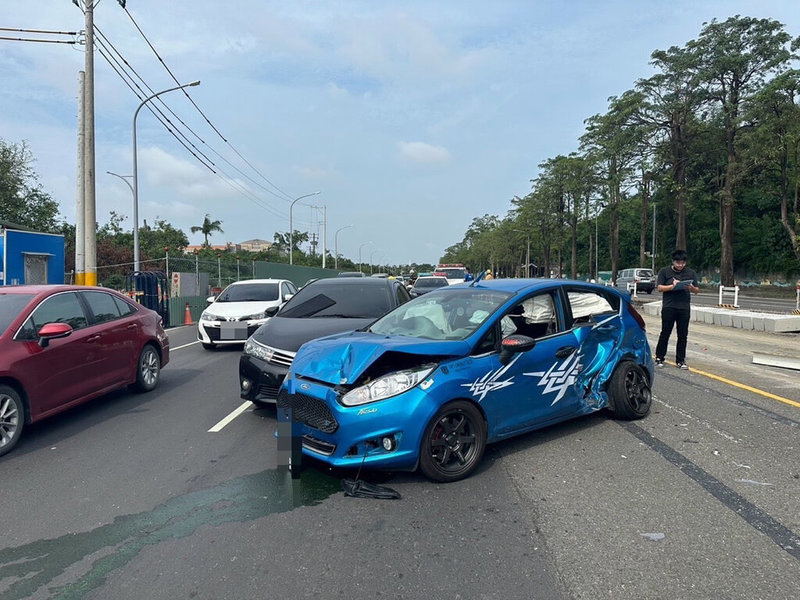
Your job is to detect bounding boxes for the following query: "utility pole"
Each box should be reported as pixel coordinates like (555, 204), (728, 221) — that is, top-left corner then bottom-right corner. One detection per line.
(79, 0), (97, 286)
(75, 70), (85, 284)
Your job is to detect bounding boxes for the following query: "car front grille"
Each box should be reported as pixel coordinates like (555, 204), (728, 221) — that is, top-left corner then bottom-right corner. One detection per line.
(302, 434), (336, 456)
(277, 388), (339, 433)
(263, 346), (295, 368)
(256, 382), (282, 400)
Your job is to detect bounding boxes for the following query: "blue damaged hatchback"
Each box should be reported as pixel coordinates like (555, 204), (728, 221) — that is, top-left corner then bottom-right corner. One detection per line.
(278, 276), (654, 482)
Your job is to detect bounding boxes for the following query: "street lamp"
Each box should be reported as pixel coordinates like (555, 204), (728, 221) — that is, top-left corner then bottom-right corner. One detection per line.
(289, 191), (321, 265)
(513, 229), (530, 277)
(594, 201), (606, 280)
(133, 80), (200, 271)
(369, 250), (382, 274)
(334, 224), (352, 270)
(358, 241), (372, 273)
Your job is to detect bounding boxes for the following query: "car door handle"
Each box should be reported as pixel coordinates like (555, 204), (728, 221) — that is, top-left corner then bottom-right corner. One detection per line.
(555, 346), (576, 358)
(126, 324), (138, 330)
(86, 335), (102, 343)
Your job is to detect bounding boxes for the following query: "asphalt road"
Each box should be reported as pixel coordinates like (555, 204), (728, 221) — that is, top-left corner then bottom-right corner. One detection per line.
(1, 319), (799, 600)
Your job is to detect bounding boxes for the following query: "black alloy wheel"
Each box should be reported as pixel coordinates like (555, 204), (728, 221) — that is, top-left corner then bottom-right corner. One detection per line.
(608, 361), (652, 420)
(419, 400), (486, 483)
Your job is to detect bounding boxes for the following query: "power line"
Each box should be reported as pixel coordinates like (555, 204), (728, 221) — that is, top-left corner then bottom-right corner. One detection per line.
(90, 29), (291, 220)
(119, 6), (295, 203)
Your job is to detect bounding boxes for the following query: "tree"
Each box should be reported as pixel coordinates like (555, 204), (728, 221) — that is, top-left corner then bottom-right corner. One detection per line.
(686, 16), (799, 285)
(0, 139), (61, 232)
(190, 214), (224, 246)
(581, 93), (644, 279)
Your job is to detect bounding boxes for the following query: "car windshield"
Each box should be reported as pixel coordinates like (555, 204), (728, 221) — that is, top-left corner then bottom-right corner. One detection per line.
(278, 282), (393, 319)
(368, 288), (512, 340)
(0, 294), (35, 336)
(434, 267), (466, 280)
(414, 278), (448, 289)
(216, 283), (279, 302)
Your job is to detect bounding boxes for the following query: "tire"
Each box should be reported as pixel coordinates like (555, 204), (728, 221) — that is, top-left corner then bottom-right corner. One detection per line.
(0, 385), (25, 458)
(201, 342), (216, 350)
(419, 400), (486, 482)
(133, 345), (161, 393)
(608, 361), (651, 420)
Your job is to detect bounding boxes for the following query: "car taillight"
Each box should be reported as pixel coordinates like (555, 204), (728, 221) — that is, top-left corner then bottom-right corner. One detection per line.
(627, 301), (646, 331)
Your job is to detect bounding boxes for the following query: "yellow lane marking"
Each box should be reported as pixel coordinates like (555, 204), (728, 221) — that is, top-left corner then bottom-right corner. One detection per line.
(688, 367), (800, 408)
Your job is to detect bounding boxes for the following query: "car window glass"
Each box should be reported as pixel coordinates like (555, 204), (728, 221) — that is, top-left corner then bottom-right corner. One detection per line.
(0, 294), (35, 336)
(19, 292), (87, 338)
(82, 291), (122, 324)
(500, 293), (557, 339)
(217, 283), (279, 302)
(567, 290), (615, 324)
(113, 296), (138, 316)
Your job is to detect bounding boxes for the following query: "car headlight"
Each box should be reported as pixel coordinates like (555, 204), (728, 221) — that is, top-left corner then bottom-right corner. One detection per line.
(242, 311), (267, 320)
(341, 364), (436, 406)
(244, 338), (273, 361)
(200, 310), (217, 321)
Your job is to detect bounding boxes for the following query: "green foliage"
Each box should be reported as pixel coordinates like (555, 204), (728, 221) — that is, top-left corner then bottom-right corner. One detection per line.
(0, 139), (61, 232)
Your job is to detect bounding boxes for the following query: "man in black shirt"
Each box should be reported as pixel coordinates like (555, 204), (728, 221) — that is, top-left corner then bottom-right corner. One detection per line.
(654, 249), (699, 369)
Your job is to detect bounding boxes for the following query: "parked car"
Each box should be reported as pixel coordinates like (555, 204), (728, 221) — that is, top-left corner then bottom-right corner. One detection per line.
(0, 285), (170, 458)
(239, 277), (410, 407)
(409, 275), (448, 297)
(197, 279), (297, 349)
(278, 278), (653, 482)
(615, 268), (656, 294)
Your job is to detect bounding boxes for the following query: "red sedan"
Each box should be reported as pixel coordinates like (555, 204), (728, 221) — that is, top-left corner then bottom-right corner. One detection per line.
(0, 285), (170, 457)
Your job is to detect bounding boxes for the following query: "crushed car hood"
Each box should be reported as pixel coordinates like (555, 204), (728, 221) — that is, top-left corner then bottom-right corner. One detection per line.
(290, 331), (470, 385)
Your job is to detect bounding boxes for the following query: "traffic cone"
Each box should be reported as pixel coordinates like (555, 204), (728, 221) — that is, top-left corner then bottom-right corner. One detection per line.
(184, 302), (193, 325)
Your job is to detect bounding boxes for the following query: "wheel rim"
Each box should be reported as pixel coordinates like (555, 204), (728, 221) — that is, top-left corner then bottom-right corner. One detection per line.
(624, 367), (650, 412)
(141, 349), (159, 386)
(0, 394), (20, 449)
(427, 410), (479, 475)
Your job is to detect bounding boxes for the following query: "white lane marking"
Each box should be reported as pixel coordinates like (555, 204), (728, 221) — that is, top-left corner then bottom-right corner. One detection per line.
(654, 397), (740, 443)
(209, 401), (253, 432)
(171, 340), (200, 351)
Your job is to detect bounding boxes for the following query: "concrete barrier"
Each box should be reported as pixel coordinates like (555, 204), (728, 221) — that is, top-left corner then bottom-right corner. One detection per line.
(637, 301), (800, 333)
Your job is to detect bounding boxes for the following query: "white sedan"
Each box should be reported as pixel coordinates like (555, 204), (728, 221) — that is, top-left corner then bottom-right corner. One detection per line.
(197, 279), (297, 349)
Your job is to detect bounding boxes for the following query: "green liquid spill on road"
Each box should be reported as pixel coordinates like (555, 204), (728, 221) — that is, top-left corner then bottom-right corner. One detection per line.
(0, 468), (340, 600)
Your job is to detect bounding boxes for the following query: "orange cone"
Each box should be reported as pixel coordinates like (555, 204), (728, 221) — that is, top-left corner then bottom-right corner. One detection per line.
(184, 302), (193, 325)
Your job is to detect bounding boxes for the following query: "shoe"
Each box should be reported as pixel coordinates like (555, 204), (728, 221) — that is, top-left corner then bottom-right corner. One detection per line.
(676, 361), (689, 370)
(655, 358), (665, 367)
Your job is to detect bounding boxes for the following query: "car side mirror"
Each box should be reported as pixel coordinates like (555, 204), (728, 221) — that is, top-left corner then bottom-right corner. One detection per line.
(38, 322), (73, 348)
(283, 293), (294, 302)
(206, 295), (216, 304)
(499, 334), (536, 365)
(265, 305), (280, 317)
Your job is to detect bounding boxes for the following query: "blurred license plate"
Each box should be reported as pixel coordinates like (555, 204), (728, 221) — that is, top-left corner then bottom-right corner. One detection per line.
(220, 323), (247, 340)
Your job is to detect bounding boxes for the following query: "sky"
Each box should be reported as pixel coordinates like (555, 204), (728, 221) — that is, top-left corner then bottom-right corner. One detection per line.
(3, 1), (800, 268)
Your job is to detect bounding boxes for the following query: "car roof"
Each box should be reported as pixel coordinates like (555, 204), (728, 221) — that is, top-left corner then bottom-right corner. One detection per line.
(225, 278), (286, 285)
(306, 276), (395, 288)
(0, 284), (114, 295)
(448, 277), (620, 295)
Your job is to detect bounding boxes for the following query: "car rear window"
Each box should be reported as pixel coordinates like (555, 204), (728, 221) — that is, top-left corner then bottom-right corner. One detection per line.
(415, 278), (448, 289)
(0, 294), (35, 335)
(217, 283), (279, 302)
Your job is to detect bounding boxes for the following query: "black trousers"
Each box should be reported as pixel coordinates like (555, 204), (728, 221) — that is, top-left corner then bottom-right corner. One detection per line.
(655, 306), (690, 363)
